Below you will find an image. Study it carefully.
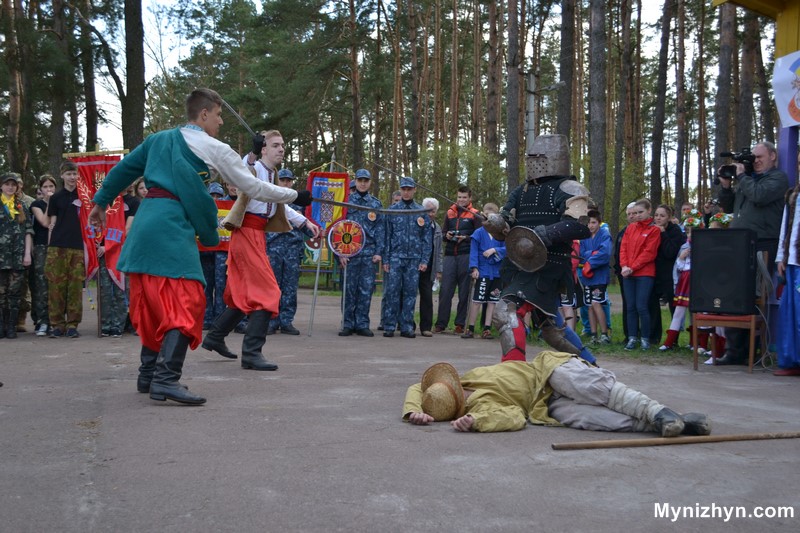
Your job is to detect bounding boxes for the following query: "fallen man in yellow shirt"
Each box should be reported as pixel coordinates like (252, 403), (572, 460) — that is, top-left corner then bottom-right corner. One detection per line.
(402, 353), (710, 436)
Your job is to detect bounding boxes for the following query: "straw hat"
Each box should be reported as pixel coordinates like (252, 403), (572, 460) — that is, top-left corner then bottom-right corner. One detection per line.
(420, 363), (465, 421)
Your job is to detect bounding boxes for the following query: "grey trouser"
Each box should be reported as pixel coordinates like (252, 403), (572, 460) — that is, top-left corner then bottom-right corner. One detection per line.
(547, 359), (636, 432)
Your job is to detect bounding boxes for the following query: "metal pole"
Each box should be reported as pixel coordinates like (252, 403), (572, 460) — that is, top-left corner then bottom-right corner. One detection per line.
(340, 264), (347, 332)
(307, 243), (323, 337)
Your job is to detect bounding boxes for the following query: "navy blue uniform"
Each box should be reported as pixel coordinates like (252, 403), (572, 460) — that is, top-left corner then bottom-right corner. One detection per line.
(341, 192), (384, 330)
(267, 203), (312, 330)
(382, 200), (432, 333)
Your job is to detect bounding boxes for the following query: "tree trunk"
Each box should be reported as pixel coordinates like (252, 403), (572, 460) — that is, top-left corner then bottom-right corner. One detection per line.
(407, 0), (420, 162)
(674, 0), (687, 211)
(556, 0), (575, 140)
(348, 0), (364, 168)
(122, 0), (145, 149)
(470, 0), (481, 145)
(588, 0), (607, 214)
(485, 0), (500, 156)
(649, 0), (673, 206)
(48, 0), (70, 174)
(506, 0), (520, 189)
(611, 0), (632, 238)
(2, 0), (23, 172)
(694, 0), (711, 203)
(434, 0), (444, 143)
(734, 11), (757, 151)
(79, 0), (98, 150)
(754, 35), (775, 145)
(449, 0), (460, 143)
(714, 3), (736, 169)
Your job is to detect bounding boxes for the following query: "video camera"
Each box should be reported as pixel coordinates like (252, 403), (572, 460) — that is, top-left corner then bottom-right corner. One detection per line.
(714, 148), (755, 185)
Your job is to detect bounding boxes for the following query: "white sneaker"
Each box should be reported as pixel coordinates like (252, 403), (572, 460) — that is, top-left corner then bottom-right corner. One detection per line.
(703, 357), (714, 365)
(659, 344), (672, 351)
(35, 323), (48, 336)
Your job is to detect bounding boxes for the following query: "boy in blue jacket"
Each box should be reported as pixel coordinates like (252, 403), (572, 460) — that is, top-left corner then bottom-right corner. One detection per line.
(578, 210), (613, 343)
(462, 203), (506, 339)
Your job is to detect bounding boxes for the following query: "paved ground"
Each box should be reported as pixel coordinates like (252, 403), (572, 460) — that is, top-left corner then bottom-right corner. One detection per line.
(1, 290), (799, 532)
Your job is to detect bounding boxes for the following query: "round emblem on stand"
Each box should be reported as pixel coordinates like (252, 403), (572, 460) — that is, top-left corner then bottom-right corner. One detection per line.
(327, 219), (365, 258)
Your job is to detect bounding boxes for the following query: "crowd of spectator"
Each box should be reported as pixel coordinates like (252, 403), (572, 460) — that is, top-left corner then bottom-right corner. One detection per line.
(4, 141), (799, 380)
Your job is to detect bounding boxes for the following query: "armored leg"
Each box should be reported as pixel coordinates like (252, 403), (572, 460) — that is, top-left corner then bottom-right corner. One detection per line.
(537, 311), (581, 356)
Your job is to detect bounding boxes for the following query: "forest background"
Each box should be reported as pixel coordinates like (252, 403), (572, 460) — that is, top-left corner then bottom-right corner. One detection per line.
(0, 0), (781, 238)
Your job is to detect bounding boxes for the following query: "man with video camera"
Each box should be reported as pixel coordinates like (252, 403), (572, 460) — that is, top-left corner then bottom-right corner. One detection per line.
(715, 141), (788, 365)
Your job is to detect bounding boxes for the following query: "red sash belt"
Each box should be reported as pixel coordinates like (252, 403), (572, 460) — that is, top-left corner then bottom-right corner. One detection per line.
(146, 187), (179, 201)
(241, 213), (269, 230)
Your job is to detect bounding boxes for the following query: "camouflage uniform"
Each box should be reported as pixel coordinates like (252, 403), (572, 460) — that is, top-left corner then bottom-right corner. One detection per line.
(267, 202), (312, 330)
(201, 251), (228, 327)
(17, 193), (35, 329)
(0, 193), (33, 334)
(98, 254), (127, 335)
(382, 179), (432, 335)
(340, 190), (384, 331)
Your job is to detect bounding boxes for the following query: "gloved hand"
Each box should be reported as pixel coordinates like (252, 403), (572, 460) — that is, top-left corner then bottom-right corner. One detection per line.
(582, 261), (593, 278)
(251, 134), (265, 155)
(532, 225), (552, 247)
(294, 190), (313, 207)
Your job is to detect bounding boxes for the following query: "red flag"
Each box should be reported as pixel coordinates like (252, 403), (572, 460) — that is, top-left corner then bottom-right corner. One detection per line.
(74, 155), (124, 288)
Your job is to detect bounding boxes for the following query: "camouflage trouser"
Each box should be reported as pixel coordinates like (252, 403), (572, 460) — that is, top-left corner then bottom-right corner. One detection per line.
(342, 254), (378, 330)
(0, 269), (25, 313)
(268, 244), (303, 329)
(98, 255), (127, 333)
(31, 244), (49, 326)
(201, 251), (228, 326)
(382, 258), (421, 334)
(46, 247), (84, 330)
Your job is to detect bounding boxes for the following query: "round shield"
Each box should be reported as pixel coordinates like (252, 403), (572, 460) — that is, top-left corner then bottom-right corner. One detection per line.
(505, 226), (548, 272)
(327, 219), (365, 258)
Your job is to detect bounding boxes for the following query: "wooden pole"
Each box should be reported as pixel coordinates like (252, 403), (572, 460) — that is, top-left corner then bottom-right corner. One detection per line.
(552, 431), (800, 451)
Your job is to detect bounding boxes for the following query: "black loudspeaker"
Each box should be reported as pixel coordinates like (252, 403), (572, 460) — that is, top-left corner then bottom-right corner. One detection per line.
(689, 228), (757, 314)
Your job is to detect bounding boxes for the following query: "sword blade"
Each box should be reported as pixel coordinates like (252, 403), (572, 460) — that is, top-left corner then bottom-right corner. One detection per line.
(311, 196), (429, 215)
(220, 98), (257, 138)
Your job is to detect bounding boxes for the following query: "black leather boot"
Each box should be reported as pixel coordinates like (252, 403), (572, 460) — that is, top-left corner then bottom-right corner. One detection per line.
(6, 310), (18, 339)
(202, 307), (245, 359)
(149, 329), (206, 405)
(652, 407), (685, 438)
(241, 310), (278, 371)
(681, 412), (711, 436)
(137, 345), (159, 393)
(0, 308), (6, 339)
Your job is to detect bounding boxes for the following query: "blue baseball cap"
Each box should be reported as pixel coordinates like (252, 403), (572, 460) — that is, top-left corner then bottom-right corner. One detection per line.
(208, 182), (224, 196)
(277, 169), (296, 180)
(400, 176), (416, 189)
(355, 169), (371, 180)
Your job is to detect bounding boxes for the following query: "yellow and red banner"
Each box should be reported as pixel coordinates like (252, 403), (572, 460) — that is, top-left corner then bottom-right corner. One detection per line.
(74, 155), (124, 288)
(305, 171), (349, 233)
(198, 199), (234, 252)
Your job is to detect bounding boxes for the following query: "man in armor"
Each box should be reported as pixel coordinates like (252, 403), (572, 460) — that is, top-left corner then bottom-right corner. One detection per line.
(485, 134), (592, 362)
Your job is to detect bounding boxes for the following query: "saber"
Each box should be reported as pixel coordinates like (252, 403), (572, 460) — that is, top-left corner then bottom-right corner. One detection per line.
(366, 160), (486, 220)
(220, 98), (257, 138)
(312, 196), (429, 215)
